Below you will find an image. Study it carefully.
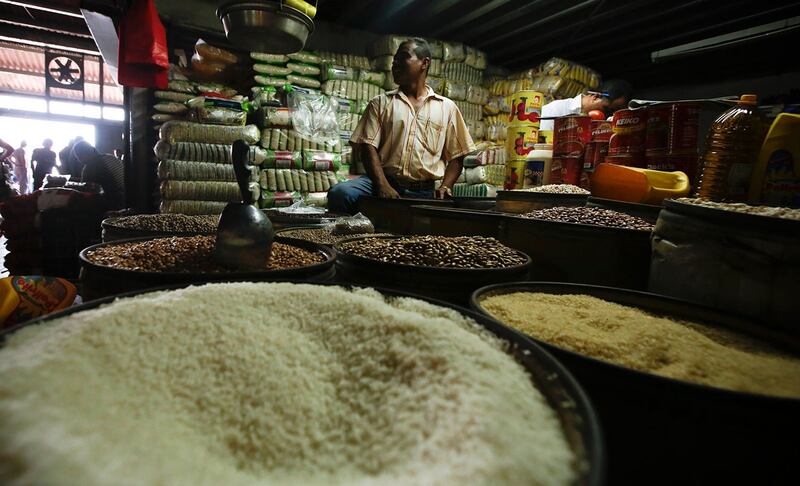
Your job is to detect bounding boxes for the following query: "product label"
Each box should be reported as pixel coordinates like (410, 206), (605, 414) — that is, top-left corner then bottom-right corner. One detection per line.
(762, 149), (800, 207)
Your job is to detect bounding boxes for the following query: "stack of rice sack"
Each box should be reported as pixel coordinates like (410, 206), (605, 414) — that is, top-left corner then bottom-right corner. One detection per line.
(368, 35), (445, 93)
(530, 57), (600, 102)
(439, 42), (488, 142)
(156, 121), (261, 215)
(258, 150), (343, 208)
(251, 51), (322, 90)
(450, 143), (506, 197)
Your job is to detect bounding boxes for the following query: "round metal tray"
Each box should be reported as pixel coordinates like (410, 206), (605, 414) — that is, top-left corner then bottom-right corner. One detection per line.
(217, 1), (314, 54)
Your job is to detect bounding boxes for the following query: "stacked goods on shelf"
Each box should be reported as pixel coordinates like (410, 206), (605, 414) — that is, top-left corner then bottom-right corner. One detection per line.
(156, 116), (261, 215)
(549, 115), (592, 188)
(504, 91), (544, 190)
(368, 35), (445, 92)
(533, 58), (600, 102)
(449, 143), (506, 197)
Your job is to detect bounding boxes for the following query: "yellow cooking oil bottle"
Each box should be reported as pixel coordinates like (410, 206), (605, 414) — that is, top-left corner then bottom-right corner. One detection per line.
(748, 113), (800, 208)
(696, 94), (767, 201)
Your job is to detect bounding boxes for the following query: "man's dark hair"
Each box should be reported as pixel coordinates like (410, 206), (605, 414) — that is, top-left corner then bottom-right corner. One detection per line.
(601, 79), (633, 101)
(402, 37), (432, 61)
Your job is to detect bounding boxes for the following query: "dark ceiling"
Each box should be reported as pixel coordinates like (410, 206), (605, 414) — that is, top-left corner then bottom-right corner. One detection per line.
(1, 0), (799, 89)
(316, 0), (800, 85)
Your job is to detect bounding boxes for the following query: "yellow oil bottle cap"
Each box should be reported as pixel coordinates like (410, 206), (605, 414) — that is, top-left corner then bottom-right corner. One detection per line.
(739, 94), (758, 105)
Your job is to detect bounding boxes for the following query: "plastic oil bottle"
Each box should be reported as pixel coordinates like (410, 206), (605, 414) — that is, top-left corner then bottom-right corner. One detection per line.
(696, 94), (767, 201)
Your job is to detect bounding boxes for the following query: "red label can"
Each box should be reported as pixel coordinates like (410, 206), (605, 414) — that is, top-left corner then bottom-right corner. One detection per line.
(551, 156), (583, 185)
(608, 108), (646, 155)
(668, 102), (700, 155)
(553, 115), (591, 157)
(590, 120), (613, 142)
(645, 104), (671, 155)
(583, 141), (609, 173)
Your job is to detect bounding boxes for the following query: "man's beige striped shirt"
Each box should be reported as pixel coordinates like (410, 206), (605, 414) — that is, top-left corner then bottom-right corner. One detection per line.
(350, 85), (475, 182)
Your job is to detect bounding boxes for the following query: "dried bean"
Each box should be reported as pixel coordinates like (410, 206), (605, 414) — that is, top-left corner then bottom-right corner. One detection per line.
(339, 236), (527, 269)
(517, 184), (589, 195)
(280, 227), (392, 245)
(106, 214), (219, 233)
(86, 235), (323, 272)
(522, 207), (653, 231)
(675, 197), (800, 221)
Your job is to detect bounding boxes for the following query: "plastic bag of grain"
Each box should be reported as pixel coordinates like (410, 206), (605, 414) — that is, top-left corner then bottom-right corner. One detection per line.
(154, 141), (266, 165)
(429, 58), (443, 76)
(321, 64), (356, 82)
(259, 191), (301, 208)
(251, 86), (281, 109)
(357, 70), (385, 87)
(161, 180), (259, 202)
(371, 56), (394, 72)
(287, 51), (321, 65)
(157, 159), (250, 182)
(261, 150), (303, 169)
(168, 80), (196, 94)
(254, 64), (292, 76)
(443, 80), (467, 101)
(251, 52), (289, 64)
(302, 150), (342, 171)
(262, 107), (292, 127)
(370, 34), (407, 57)
(289, 91), (339, 145)
(152, 114), (182, 123)
(427, 38), (444, 59)
(254, 75), (289, 88)
(195, 83), (238, 97)
(287, 62), (321, 77)
(427, 76), (444, 93)
(442, 42), (466, 62)
(155, 91), (194, 103)
(287, 74), (322, 89)
(160, 121), (260, 145)
(466, 85), (489, 105)
(160, 199), (228, 215)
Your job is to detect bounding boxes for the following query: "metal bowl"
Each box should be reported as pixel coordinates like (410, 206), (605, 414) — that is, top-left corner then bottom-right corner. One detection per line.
(217, 1), (314, 54)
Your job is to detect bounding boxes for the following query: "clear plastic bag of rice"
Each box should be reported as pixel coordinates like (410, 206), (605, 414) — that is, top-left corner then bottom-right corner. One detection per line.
(329, 212), (374, 235)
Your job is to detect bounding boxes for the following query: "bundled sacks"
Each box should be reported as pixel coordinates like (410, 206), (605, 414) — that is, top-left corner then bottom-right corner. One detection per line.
(260, 169), (339, 192)
(157, 160), (259, 182)
(160, 121), (260, 145)
(322, 80), (382, 101)
(317, 51), (370, 70)
(260, 128), (342, 153)
(154, 141), (266, 165)
(160, 180), (260, 202)
(160, 199), (227, 215)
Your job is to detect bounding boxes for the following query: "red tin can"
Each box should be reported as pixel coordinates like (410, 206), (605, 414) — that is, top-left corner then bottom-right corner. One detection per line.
(551, 155), (583, 185)
(553, 115), (592, 157)
(608, 108), (646, 155)
(645, 103), (700, 156)
(590, 119), (613, 142)
(584, 141), (609, 173)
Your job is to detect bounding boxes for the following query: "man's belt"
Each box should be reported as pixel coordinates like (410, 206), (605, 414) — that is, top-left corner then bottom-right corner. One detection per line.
(389, 177), (435, 192)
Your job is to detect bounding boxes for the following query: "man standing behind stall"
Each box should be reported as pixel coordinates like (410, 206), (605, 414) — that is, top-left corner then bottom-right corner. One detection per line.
(539, 79), (634, 131)
(328, 38), (475, 214)
(31, 139), (57, 190)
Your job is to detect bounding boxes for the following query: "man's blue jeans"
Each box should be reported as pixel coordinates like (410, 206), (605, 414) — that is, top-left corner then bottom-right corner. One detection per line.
(328, 176), (434, 214)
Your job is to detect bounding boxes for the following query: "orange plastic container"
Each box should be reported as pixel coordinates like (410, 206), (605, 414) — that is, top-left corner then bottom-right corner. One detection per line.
(0, 276), (77, 328)
(591, 163), (690, 205)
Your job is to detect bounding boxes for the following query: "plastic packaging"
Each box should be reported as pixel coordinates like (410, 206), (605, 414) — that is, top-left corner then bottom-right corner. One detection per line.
(154, 140), (266, 165)
(524, 144), (553, 187)
(318, 52), (370, 70)
(289, 91), (340, 145)
(259, 168), (338, 192)
(287, 74), (322, 89)
(260, 128), (342, 153)
(370, 55), (393, 72)
(263, 107), (292, 127)
(748, 113), (800, 207)
(158, 159), (252, 182)
(195, 39), (238, 64)
(259, 191), (301, 208)
(250, 52), (288, 64)
(262, 150), (303, 169)
(442, 41), (466, 62)
(357, 70), (386, 87)
(254, 75), (288, 88)
(287, 62), (321, 76)
(161, 179), (259, 202)
(1, 276), (77, 328)
(154, 90), (194, 103)
(251, 86), (281, 108)
(287, 51), (321, 65)
(322, 80), (382, 101)
(159, 121), (260, 144)
(160, 199), (228, 214)
(152, 113), (182, 123)
(303, 149), (342, 171)
(254, 63), (292, 76)
(322, 64), (356, 81)
(443, 80), (467, 101)
(168, 80), (196, 94)
(329, 213), (374, 236)
(696, 95), (767, 201)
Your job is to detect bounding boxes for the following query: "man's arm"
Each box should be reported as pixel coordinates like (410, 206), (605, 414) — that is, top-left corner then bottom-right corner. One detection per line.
(361, 143), (399, 199)
(435, 156), (464, 199)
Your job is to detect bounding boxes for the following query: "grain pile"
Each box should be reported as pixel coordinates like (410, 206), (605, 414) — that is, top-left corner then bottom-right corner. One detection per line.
(105, 214), (219, 233)
(86, 236), (323, 272)
(481, 292), (800, 398)
(674, 197), (800, 220)
(279, 227), (392, 245)
(522, 207), (653, 230)
(0, 282), (576, 485)
(339, 236), (527, 269)
(518, 184), (589, 194)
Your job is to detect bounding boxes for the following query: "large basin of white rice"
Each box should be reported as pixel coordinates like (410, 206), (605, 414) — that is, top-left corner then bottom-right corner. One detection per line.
(0, 282), (577, 485)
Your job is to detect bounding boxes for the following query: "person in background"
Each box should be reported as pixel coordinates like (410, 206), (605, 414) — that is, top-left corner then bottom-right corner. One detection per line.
(0, 137), (12, 161)
(72, 140), (126, 210)
(31, 139), (57, 191)
(10, 141), (28, 195)
(539, 79), (634, 131)
(328, 38), (476, 215)
(59, 136), (84, 180)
